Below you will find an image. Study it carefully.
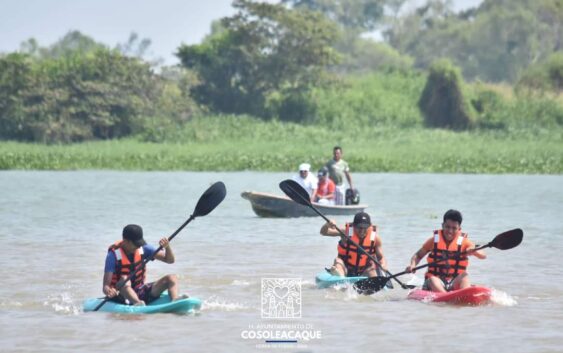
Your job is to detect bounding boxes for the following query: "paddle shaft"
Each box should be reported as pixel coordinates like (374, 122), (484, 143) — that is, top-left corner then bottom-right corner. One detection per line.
(93, 215), (196, 311)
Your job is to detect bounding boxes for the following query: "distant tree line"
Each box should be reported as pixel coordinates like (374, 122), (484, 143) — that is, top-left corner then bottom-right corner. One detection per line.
(0, 32), (197, 142)
(0, 0), (561, 142)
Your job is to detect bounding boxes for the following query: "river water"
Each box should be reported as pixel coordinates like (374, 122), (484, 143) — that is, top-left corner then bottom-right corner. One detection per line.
(0, 171), (561, 353)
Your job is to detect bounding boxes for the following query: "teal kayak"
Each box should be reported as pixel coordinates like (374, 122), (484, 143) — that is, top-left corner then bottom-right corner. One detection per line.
(83, 293), (202, 314)
(315, 271), (367, 289)
(315, 268), (394, 290)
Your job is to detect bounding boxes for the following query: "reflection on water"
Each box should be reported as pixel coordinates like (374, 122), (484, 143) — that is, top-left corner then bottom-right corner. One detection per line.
(0, 171), (562, 353)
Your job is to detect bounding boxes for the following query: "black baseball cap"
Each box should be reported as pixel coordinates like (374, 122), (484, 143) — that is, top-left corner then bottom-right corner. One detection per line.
(353, 212), (371, 228)
(122, 224), (146, 247)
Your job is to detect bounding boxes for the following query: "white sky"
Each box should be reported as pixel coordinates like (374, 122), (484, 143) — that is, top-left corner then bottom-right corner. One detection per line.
(0, 0), (483, 66)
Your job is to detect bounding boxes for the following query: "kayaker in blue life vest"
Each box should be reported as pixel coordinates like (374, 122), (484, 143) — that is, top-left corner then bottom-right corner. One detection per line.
(103, 224), (187, 306)
(404, 209), (487, 292)
(320, 212), (388, 277)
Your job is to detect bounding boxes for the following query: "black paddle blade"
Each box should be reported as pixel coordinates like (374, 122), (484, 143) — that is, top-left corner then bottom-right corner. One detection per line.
(353, 277), (390, 295)
(490, 228), (523, 250)
(193, 181), (227, 217)
(279, 179), (311, 206)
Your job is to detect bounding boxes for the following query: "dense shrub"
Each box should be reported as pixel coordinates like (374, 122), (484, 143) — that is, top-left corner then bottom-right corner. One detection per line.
(418, 59), (474, 130)
(516, 52), (563, 94)
(0, 49), (200, 143)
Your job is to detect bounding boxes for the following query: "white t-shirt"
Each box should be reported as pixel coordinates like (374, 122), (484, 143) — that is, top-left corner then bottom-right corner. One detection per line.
(292, 173), (318, 196)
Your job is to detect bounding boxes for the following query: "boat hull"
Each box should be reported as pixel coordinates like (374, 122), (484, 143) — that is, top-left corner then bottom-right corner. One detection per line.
(241, 191), (367, 218)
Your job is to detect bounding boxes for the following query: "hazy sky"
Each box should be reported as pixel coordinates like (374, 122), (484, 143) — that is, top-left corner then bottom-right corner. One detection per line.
(0, 0), (483, 66)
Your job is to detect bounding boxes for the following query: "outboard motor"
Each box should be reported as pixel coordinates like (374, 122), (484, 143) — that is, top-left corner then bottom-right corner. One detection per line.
(345, 188), (360, 205)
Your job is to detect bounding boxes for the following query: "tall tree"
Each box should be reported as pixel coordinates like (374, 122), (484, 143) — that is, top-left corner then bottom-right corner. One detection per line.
(385, 0), (562, 82)
(282, 0), (385, 32)
(20, 31), (106, 59)
(177, 0), (340, 119)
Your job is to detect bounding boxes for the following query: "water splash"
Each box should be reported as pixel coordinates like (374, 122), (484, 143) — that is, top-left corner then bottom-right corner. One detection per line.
(202, 296), (250, 311)
(490, 288), (518, 306)
(0, 300), (23, 308)
(44, 292), (81, 315)
(301, 279), (315, 286)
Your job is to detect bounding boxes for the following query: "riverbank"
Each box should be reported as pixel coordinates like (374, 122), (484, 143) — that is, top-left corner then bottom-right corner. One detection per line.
(1, 121), (561, 173)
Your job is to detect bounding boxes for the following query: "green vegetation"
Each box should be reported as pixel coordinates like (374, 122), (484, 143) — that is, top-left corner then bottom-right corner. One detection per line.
(419, 59), (474, 130)
(385, 0), (563, 83)
(0, 32), (198, 143)
(177, 0), (340, 121)
(1, 113), (561, 173)
(0, 0), (561, 173)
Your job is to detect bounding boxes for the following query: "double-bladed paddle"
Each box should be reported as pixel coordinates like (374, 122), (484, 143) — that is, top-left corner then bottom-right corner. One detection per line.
(93, 181), (227, 311)
(353, 228), (524, 295)
(279, 179), (415, 290)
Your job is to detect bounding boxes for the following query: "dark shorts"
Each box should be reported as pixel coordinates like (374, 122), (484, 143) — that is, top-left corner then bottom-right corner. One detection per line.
(113, 282), (157, 305)
(423, 277), (454, 291)
(135, 282), (157, 303)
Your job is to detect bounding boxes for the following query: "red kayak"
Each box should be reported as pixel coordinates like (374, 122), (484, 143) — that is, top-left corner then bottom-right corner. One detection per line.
(407, 286), (492, 306)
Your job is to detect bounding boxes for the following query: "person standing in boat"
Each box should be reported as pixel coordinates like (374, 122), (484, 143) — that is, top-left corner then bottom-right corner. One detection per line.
(315, 167), (335, 205)
(103, 224), (186, 305)
(292, 163), (318, 202)
(404, 209), (487, 292)
(320, 212), (387, 278)
(325, 146), (353, 205)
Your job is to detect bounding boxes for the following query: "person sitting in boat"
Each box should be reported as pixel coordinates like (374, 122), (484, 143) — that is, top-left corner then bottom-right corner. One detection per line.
(103, 224), (186, 306)
(292, 163), (318, 202)
(320, 212), (388, 278)
(315, 167), (335, 205)
(325, 146), (353, 205)
(404, 209), (487, 292)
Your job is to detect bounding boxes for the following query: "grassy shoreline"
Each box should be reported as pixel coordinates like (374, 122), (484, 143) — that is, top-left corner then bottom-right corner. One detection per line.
(1, 124), (561, 174)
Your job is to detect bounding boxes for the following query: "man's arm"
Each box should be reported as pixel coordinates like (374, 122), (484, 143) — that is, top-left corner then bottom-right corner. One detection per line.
(466, 241), (487, 259)
(374, 236), (387, 271)
(102, 252), (118, 297)
(153, 238), (175, 264)
(320, 221), (341, 237)
(405, 247), (429, 273)
(102, 272), (118, 297)
(345, 170), (353, 189)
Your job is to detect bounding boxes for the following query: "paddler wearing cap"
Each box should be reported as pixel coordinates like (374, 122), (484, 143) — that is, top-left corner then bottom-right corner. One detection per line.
(292, 162), (318, 202)
(102, 224), (186, 306)
(320, 212), (388, 277)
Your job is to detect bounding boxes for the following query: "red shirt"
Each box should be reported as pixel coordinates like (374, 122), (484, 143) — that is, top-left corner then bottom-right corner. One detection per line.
(317, 178), (335, 198)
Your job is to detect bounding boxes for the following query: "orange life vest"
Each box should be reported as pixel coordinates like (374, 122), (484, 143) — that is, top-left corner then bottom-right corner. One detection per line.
(108, 241), (146, 290)
(425, 230), (470, 282)
(337, 223), (379, 276)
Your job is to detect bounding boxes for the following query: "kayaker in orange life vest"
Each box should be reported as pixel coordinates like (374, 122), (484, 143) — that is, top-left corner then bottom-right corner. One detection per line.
(103, 224), (186, 306)
(404, 209), (487, 292)
(320, 212), (388, 277)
